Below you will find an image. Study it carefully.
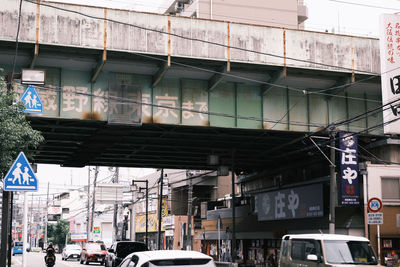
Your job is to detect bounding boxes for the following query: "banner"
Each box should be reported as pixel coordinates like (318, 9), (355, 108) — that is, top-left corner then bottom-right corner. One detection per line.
(380, 14), (400, 134)
(255, 183), (323, 221)
(71, 232), (87, 242)
(339, 132), (360, 205)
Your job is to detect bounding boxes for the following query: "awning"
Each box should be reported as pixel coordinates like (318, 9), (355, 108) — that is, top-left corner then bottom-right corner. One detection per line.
(195, 231), (273, 240)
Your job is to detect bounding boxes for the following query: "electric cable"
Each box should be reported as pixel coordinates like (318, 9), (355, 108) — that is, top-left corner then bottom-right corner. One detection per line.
(5, 0), (392, 104)
(7, 0), (396, 108)
(328, 0), (400, 11)
(10, 0), (23, 85)
(22, 0), (379, 75)
(32, 81), (399, 133)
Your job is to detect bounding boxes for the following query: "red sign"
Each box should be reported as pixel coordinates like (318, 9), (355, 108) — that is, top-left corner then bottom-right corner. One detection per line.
(368, 197), (383, 212)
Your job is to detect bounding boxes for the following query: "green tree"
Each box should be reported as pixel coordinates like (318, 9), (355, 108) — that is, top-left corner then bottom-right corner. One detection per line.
(47, 219), (70, 249)
(0, 72), (44, 176)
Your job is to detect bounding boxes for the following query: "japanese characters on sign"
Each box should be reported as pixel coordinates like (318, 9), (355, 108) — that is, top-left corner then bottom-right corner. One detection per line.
(380, 14), (400, 134)
(15, 68), (212, 126)
(255, 184), (323, 221)
(339, 132), (360, 205)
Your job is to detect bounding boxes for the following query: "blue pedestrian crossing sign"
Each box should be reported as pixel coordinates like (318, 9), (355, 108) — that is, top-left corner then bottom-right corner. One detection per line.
(3, 152), (38, 191)
(20, 85), (43, 114)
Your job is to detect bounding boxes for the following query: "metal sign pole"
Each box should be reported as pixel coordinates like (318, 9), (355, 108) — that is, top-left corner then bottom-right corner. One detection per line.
(22, 192), (28, 267)
(377, 224), (381, 264)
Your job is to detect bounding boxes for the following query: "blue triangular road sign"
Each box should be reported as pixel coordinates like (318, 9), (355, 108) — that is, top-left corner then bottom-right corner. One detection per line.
(3, 152), (38, 192)
(20, 85), (43, 114)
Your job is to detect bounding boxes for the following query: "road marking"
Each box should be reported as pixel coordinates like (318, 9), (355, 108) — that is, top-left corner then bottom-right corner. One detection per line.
(13, 257), (22, 264)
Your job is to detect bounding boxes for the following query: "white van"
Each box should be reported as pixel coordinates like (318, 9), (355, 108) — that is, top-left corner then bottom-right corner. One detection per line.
(279, 234), (381, 267)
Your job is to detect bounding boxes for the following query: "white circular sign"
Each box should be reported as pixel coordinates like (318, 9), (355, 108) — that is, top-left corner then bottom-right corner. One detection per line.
(368, 198), (383, 212)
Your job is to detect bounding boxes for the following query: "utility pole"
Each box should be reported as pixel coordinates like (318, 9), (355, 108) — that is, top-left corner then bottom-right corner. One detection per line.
(7, 192), (14, 267)
(329, 129), (336, 234)
(187, 175), (193, 250)
(231, 151), (236, 263)
(91, 166), (99, 239)
(113, 167), (119, 242)
(22, 192), (28, 267)
(87, 167), (91, 241)
(36, 197), (40, 247)
(130, 190), (136, 241)
(157, 169), (164, 250)
(0, 190), (10, 267)
(44, 182), (49, 248)
(29, 194), (33, 248)
(145, 180), (149, 247)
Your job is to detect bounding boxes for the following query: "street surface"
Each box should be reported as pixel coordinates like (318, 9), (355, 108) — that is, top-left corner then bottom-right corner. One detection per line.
(11, 252), (104, 267)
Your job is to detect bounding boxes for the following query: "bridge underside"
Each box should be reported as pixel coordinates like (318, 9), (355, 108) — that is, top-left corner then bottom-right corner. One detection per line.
(28, 116), (382, 173)
(29, 117), (304, 170)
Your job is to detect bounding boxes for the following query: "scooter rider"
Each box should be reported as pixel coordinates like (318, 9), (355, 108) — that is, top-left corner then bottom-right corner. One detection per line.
(44, 242), (56, 265)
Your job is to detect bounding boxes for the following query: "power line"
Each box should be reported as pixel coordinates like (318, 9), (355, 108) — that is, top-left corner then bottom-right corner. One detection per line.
(11, 0), (23, 81)
(22, 0), (378, 75)
(328, 0), (400, 11)
(9, 0), (392, 103)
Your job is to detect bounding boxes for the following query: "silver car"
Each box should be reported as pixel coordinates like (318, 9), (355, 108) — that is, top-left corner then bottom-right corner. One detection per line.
(61, 244), (82, 261)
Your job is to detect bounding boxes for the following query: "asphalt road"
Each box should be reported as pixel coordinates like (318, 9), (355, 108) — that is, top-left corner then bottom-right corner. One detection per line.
(11, 252), (104, 267)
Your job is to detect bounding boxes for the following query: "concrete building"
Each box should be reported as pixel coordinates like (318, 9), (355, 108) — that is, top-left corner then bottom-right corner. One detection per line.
(163, 0), (308, 29)
(363, 154), (400, 265)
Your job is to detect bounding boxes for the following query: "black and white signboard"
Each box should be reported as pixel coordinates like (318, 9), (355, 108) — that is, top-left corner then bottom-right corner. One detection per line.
(380, 14), (400, 134)
(255, 183), (323, 221)
(368, 212), (383, 225)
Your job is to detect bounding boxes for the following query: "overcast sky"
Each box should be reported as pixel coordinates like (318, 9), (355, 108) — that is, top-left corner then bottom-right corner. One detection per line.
(31, 0), (400, 197)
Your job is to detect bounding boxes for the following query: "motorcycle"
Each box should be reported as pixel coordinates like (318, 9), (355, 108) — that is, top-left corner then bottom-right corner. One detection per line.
(45, 247), (56, 267)
(45, 254), (55, 267)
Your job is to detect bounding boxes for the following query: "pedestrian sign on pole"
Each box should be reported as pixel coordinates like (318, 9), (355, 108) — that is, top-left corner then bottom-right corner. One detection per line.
(20, 85), (43, 114)
(3, 152), (38, 191)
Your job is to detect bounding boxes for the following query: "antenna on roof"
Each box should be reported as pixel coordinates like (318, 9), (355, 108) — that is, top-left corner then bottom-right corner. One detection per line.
(318, 229), (323, 235)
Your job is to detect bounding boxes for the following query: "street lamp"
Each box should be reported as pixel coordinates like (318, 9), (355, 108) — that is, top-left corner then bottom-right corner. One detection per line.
(132, 180), (149, 248)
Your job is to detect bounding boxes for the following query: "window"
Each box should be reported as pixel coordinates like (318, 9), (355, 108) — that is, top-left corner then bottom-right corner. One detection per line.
(382, 178), (400, 201)
(149, 259), (212, 266)
(281, 239), (289, 257)
(324, 240), (377, 265)
(120, 258), (136, 267)
(291, 239), (320, 261)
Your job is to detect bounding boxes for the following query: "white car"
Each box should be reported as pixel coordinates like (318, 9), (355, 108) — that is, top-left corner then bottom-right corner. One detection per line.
(61, 244), (82, 261)
(118, 250), (216, 267)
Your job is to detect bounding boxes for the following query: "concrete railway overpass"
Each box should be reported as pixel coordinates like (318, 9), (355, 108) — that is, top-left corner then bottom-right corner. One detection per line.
(0, 0), (385, 172)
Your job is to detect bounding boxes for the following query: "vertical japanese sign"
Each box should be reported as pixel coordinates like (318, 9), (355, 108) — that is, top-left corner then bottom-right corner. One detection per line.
(380, 14), (400, 134)
(339, 132), (360, 205)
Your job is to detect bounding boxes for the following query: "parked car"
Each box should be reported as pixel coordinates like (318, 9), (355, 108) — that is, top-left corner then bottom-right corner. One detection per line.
(105, 241), (148, 267)
(12, 241), (23, 256)
(118, 250), (216, 267)
(80, 242), (107, 265)
(279, 234), (379, 267)
(62, 244), (82, 261)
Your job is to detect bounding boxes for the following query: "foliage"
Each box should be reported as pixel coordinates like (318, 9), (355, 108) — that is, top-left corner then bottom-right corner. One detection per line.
(0, 71), (44, 177)
(47, 219), (70, 249)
